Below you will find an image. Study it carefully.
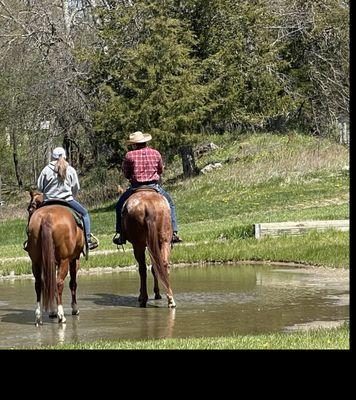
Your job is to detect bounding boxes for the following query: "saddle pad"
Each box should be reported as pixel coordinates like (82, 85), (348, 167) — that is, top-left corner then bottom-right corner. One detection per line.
(39, 200), (84, 231)
(132, 186), (158, 193)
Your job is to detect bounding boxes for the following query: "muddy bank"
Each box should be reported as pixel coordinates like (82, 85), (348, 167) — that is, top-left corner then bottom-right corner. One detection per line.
(0, 258), (348, 282)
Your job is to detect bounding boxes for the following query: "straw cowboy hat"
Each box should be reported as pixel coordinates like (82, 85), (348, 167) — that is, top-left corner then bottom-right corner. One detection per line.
(126, 131), (152, 144)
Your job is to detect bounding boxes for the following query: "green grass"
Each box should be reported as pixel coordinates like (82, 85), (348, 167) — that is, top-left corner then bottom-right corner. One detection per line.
(0, 133), (350, 351)
(0, 229), (349, 277)
(0, 132), (349, 274)
(32, 324), (349, 350)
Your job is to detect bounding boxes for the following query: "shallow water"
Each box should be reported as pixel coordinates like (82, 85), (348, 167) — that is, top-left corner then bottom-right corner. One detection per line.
(0, 264), (349, 348)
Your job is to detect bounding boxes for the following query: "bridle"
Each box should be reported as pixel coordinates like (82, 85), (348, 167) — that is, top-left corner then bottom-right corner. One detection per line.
(27, 194), (43, 219)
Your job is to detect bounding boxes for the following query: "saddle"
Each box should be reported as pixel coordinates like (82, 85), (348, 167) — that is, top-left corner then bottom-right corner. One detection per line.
(131, 186), (158, 193)
(38, 200), (84, 231)
(38, 199), (88, 259)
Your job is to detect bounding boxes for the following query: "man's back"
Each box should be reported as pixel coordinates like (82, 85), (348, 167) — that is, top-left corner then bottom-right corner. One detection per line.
(122, 146), (163, 183)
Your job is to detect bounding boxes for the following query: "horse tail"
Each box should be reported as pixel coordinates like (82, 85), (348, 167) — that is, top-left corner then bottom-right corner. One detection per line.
(145, 215), (170, 291)
(40, 217), (57, 312)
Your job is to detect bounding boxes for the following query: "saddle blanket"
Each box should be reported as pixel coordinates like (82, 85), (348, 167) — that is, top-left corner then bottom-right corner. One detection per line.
(39, 200), (84, 231)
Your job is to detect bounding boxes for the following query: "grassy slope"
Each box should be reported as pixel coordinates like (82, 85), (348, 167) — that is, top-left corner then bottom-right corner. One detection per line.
(0, 133), (350, 274)
(0, 133), (350, 350)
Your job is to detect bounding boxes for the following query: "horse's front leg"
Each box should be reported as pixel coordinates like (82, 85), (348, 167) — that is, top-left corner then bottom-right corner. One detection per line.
(56, 259), (69, 323)
(69, 258), (80, 315)
(134, 246), (148, 307)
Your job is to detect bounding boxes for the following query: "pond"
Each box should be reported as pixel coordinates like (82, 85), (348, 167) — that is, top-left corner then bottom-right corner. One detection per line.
(0, 264), (349, 348)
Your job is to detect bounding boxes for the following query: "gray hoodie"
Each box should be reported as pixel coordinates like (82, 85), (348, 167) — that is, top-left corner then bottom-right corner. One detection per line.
(37, 161), (80, 201)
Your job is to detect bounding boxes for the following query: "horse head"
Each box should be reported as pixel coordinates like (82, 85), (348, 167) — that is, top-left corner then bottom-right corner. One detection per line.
(27, 189), (43, 217)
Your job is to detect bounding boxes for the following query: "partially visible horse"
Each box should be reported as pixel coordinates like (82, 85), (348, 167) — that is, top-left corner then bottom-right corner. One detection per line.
(26, 190), (85, 326)
(122, 189), (176, 308)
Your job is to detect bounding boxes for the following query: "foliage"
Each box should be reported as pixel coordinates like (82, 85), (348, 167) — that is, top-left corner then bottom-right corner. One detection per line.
(0, 133), (349, 273)
(0, 0), (349, 191)
(87, 0), (207, 160)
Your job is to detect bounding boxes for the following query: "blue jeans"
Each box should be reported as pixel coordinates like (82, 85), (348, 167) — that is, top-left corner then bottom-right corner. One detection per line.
(115, 183), (178, 233)
(67, 199), (91, 240)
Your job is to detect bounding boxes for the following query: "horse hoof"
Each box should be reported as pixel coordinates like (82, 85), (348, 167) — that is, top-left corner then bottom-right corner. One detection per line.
(49, 313), (57, 319)
(72, 309), (80, 315)
(58, 316), (67, 324)
(155, 294), (162, 300)
(35, 321), (43, 327)
(139, 303), (147, 308)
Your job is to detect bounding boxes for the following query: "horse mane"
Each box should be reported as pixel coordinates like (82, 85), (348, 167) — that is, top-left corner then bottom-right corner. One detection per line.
(28, 190), (44, 217)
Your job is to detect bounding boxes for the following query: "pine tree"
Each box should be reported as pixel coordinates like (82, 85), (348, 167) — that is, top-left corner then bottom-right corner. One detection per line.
(89, 0), (207, 164)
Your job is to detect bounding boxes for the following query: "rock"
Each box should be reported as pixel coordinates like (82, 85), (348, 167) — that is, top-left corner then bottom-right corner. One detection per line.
(200, 163), (223, 174)
(195, 142), (219, 157)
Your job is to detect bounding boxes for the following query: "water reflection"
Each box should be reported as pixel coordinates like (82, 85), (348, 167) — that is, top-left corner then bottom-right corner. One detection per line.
(0, 264), (349, 348)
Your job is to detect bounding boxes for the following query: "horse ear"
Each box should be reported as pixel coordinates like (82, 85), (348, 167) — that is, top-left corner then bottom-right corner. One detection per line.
(29, 187), (36, 198)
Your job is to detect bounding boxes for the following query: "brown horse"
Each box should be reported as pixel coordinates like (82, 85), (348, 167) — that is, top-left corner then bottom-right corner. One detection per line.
(122, 189), (176, 308)
(26, 190), (85, 326)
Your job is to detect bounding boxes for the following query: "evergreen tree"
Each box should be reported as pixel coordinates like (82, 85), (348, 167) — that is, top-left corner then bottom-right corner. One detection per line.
(88, 0), (207, 165)
(189, 0), (295, 132)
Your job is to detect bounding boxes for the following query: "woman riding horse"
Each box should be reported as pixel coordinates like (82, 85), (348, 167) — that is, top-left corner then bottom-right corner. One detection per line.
(36, 147), (98, 250)
(27, 190), (85, 325)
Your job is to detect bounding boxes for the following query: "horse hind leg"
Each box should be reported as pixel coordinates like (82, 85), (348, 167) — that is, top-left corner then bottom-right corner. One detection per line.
(134, 246), (148, 307)
(151, 267), (162, 300)
(69, 259), (80, 315)
(34, 268), (42, 326)
(161, 242), (176, 308)
(56, 259), (69, 323)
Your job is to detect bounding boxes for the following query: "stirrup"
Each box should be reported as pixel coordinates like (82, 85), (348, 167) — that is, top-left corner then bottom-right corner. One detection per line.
(112, 233), (126, 246)
(23, 240), (29, 252)
(171, 233), (182, 244)
(88, 234), (99, 250)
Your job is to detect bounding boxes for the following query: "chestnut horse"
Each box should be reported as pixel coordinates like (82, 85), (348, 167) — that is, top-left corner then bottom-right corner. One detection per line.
(26, 190), (85, 326)
(122, 189), (176, 308)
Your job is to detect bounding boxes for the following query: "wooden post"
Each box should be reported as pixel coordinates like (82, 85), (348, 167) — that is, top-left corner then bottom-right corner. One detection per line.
(254, 220), (349, 239)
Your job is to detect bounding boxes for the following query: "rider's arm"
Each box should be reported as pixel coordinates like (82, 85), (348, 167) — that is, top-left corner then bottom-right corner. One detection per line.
(157, 153), (164, 175)
(37, 169), (46, 193)
(69, 167), (80, 197)
(122, 154), (133, 180)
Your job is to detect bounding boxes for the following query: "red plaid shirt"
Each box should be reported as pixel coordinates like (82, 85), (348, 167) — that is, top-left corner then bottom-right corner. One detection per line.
(122, 146), (163, 184)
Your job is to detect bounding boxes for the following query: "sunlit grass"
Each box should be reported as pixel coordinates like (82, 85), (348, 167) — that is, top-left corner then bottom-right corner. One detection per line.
(1, 229), (349, 277)
(0, 132), (349, 275)
(32, 323), (349, 350)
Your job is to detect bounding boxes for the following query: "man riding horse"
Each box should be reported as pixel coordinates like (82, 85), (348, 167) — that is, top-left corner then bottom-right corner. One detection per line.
(112, 131), (182, 246)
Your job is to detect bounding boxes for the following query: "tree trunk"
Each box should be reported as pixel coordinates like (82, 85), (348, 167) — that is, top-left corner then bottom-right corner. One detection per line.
(179, 145), (198, 178)
(11, 130), (23, 189)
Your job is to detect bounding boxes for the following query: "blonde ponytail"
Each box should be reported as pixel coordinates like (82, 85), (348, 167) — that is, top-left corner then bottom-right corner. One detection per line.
(55, 156), (69, 181)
